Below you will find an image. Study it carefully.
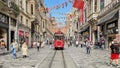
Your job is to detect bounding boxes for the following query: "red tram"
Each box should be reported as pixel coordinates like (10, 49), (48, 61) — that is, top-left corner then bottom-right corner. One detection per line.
(53, 31), (64, 50)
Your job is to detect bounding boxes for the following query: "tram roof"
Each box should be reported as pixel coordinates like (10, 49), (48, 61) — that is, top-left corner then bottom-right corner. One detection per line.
(54, 31), (63, 34)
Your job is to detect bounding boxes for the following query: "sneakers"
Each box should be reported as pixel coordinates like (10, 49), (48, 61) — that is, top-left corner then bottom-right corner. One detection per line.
(107, 63), (119, 67)
(116, 64), (119, 67)
(108, 63), (112, 66)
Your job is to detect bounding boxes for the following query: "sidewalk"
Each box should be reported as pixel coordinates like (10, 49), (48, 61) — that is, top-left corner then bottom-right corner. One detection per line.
(0, 47), (34, 56)
(0, 49), (11, 55)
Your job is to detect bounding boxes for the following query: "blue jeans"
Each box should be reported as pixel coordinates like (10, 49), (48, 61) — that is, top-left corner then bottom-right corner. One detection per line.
(12, 48), (17, 58)
(86, 47), (91, 54)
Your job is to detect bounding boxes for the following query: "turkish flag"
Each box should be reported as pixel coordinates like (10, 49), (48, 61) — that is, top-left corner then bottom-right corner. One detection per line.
(73, 0), (84, 9)
(73, 0), (84, 23)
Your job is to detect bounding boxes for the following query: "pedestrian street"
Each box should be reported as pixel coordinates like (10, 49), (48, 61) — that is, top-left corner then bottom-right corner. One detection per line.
(67, 46), (117, 68)
(0, 45), (119, 68)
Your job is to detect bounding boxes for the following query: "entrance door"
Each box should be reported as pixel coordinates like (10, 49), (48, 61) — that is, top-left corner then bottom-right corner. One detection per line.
(11, 31), (14, 43)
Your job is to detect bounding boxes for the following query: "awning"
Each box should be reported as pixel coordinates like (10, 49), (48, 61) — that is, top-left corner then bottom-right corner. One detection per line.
(80, 26), (89, 33)
(97, 10), (119, 26)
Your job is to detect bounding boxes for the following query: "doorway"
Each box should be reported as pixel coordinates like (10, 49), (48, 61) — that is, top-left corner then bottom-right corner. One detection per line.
(11, 31), (14, 43)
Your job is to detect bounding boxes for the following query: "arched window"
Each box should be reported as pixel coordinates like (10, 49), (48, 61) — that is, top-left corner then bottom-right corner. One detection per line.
(31, 4), (33, 15)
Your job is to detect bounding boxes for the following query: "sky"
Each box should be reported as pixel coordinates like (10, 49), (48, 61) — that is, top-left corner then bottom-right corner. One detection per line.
(44, 0), (73, 27)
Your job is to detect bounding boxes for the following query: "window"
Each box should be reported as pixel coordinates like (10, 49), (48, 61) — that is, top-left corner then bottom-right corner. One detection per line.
(94, 0), (97, 12)
(19, 0), (22, 6)
(0, 13), (9, 24)
(31, 4), (33, 15)
(76, 22), (78, 30)
(88, 0), (91, 15)
(21, 16), (23, 23)
(26, 1), (28, 12)
(100, 0), (104, 10)
(26, 19), (28, 27)
(90, 0), (92, 14)
(11, 18), (16, 26)
(43, 20), (44, 28)
(85, 9), (87, 22)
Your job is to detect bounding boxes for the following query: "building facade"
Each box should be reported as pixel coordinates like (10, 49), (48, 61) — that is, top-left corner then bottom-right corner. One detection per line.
(79, 0), (120, 49)
(0, 0), (19, 51)
(97, 0), (120, 48)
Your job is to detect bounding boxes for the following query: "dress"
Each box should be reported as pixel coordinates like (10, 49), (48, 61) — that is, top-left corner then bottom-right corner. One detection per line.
(110, 43), (119, 60)
(21, 43), (28, 56)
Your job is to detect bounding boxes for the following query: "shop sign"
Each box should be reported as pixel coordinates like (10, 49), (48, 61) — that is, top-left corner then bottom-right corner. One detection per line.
(107, 23), (115, 29)
(99, 0), (120, 17)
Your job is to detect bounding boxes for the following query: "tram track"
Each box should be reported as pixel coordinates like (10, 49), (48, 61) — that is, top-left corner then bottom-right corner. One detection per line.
(49, 50), (67, 68)
(61, 50), (67, 68)
(49, 50), (57, 68)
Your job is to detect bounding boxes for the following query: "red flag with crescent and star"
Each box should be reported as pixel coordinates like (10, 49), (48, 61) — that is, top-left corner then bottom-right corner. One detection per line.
(73, 0), (84, 23)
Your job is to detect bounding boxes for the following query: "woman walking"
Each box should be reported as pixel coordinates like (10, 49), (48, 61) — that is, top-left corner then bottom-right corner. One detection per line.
(21, 41), (28, 58)
(109, 39), (119, 67)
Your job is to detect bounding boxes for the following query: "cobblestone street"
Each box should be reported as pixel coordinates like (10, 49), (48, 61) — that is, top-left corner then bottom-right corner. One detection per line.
(0, 45), (120, 68)
(0, 47), (51, 68)
(66, 46), (116, 68)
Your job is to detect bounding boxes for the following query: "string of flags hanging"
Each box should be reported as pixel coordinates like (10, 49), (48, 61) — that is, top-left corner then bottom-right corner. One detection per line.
(50, 12), (68, 15)
(49, 12), (77, 20)
(40, 0), (73, 13)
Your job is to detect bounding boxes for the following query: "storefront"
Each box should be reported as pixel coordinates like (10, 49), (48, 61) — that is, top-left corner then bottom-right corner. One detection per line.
(0, 13), (9, 51)
(18, 29), (30, 47)
(107, 20), (118, 47)
(97, 10), (119, 48)
(24, 32), (29, 46)
(80, 26), (90, 41)
(10, 18), (17, 43)
(18, 30), (24, 46)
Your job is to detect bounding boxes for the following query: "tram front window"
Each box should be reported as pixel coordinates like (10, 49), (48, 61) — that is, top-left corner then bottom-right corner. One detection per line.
(55, 36), (63, 40)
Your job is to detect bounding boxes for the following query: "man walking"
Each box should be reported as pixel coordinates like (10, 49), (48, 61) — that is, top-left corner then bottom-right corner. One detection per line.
(86, 40), (92, 54)
(11, 40), (18, 59)
(76, 40), (79, 47)
(37, 42), (40, 51)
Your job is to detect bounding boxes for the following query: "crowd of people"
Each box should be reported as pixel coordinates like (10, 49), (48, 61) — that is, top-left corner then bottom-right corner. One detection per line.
(0, 38), (53, 59)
